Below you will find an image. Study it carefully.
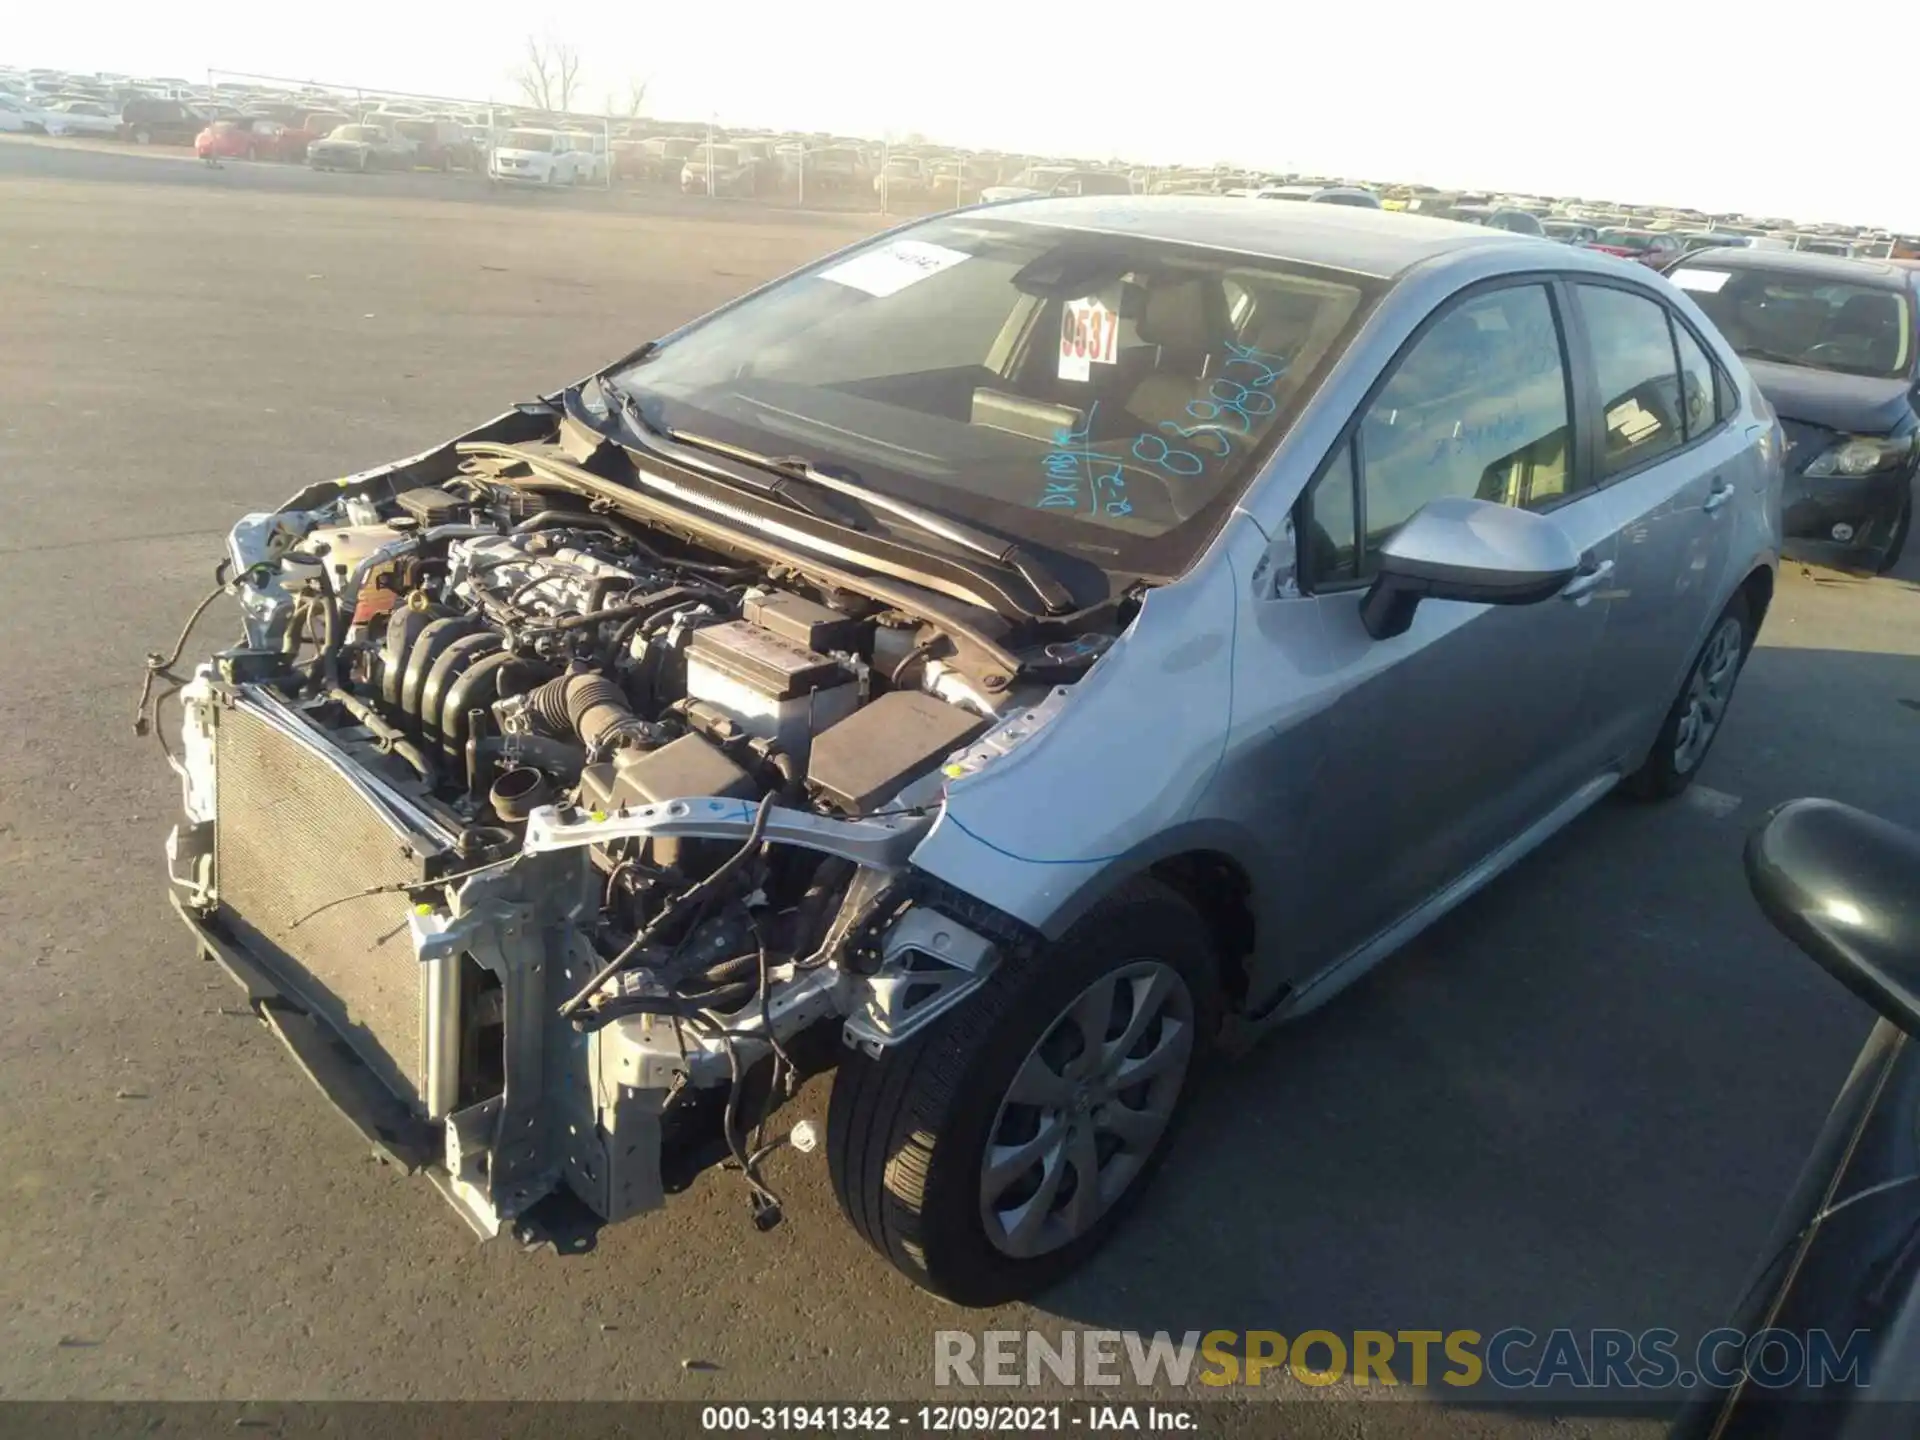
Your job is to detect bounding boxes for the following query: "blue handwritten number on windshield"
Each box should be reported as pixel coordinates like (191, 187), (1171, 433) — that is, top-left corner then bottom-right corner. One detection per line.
(1131, 432), (1204, 476)
(1038, 401), (1133, 515)
(1220, 342), (1291, 389)
(1157, 420), (1233, 458)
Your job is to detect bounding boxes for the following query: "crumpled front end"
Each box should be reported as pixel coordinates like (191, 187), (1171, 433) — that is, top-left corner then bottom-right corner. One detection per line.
(153, 441), (1092, 1239)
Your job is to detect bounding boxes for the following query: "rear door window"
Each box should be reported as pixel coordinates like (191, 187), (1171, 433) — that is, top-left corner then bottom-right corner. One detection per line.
(1670, 319), (1720, 442)
(1573, 284), (1687, 476)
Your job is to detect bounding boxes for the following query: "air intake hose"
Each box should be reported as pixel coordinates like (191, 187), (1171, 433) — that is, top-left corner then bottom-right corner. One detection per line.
(525, 672), (659, 755)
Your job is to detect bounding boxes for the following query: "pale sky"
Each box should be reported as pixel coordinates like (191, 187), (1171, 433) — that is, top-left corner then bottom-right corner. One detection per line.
(12, 1), (1917, 233)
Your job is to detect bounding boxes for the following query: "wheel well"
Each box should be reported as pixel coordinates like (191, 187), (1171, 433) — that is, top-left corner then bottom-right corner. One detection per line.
(1740, 565), (1775, 637)
(1147, 851), (1254, 1006)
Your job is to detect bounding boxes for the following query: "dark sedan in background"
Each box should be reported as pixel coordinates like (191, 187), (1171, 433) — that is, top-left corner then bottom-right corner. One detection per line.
(1670, 250), (1918, 572)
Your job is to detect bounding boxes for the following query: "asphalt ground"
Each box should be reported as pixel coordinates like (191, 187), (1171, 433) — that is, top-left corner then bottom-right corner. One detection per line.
(3, 136), (1918, 1432)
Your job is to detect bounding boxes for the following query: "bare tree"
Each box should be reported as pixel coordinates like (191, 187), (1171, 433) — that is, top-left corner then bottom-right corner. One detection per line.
(512, 35), (582, 114)
(604, 77), (649, 120)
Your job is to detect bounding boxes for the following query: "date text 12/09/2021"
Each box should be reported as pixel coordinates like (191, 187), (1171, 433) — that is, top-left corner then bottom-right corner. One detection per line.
(701, 1405), (1197, 1432)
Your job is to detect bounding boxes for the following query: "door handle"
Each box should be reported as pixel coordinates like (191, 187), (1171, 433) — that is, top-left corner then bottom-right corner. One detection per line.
(1560, 558), (1614, 602)
(1703, 478), (1735, 514)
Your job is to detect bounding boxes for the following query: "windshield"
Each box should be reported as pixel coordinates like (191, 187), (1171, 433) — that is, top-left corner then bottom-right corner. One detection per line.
(504, 131), (553, 151)
(607, 216), (1376, 578)
(333, 125), (382, 142)
(1670, 267), (1914, 379)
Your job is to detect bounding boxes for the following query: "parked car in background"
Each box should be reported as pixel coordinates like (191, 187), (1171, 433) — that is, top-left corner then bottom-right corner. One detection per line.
(489, 128), (591, 185)
(795, 144), (865, 192)
(1543, 219), (1601, 245)
(978, 165), (1135, 202)
(1595, 228), (1687, 266)
(118, 97), (204, 145)
(308, 122), (410, 172)
(1237, 183), (1383, 207)
(682, 142), (759, 196)
(1305, 186), (1382, 208)
(0, 95), (44, 132)
(1669, 250), (1918, 571)
(874, 153), (933, 200)
(389, 118), (472, 170)
(728, 137), (782, 189)
(40, 99), (120, 136)
(195, 119), (261, 161)
(1450, 204), (1547, 235)
(559, 130), (608, 184)
(282, 111), (350, 159)
(615, 134), (696, 182)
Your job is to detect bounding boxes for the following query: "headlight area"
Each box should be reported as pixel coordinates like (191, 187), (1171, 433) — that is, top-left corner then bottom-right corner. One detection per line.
(145, 464), (1090, 1245)
(1802, 432), (1917, 479)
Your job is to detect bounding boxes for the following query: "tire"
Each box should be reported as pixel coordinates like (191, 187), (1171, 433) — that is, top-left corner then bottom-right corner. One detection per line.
(132, 126), (152, 145)
(827, 877), (1220, 1305)
(1876, 495), (1912, 574)
(1623, 591), (1752, 801)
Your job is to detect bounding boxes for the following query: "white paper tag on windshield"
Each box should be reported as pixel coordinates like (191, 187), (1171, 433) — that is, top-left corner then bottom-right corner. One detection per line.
(1058, 297), (1118, 382)
(819, 240), (971, 298)
(1672, 268), (1731, 293)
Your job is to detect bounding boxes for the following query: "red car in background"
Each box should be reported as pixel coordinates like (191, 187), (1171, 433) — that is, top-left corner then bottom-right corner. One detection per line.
(195, 117), (311, 163)
(1589, 227), (1687, 266)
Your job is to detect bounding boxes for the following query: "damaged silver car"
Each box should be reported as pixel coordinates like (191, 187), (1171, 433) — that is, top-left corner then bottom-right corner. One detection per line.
(150, 198), (1781, 1304)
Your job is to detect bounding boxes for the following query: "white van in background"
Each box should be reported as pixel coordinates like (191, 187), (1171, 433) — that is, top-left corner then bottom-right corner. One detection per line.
(489, 127), (595, 185)
(559, 130), (608, 185)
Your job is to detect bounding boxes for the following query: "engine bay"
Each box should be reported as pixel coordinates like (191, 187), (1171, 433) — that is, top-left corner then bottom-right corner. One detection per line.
(157, 443), (1115, 1238)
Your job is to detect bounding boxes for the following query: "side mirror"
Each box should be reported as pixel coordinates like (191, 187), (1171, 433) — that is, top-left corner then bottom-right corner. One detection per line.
(1747, 799), (1920, 1037)
(1359, 496), (1580, 640)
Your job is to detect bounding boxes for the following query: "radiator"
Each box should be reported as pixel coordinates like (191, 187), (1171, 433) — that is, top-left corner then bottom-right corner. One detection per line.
(213, 698), (448, 1109)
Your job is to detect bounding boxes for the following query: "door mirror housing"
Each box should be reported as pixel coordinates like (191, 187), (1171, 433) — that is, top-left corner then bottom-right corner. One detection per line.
(1747, 799), (1920, 1037)
(1359, 497), (1581, 640)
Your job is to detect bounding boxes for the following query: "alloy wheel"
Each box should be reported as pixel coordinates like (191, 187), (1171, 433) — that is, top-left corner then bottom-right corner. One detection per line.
(1673, 615), (1744, 774)
(978, 959), (1194, 1259)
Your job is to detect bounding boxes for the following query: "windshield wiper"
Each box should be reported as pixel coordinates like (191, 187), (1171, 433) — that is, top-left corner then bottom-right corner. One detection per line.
(658, 425), (1078, 615)
(589, 381), (871, 530)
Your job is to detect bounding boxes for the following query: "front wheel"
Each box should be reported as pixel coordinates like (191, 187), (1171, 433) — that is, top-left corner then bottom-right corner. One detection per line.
(1623, 592), (1751, 800)
(827, 878), (1218, 1305)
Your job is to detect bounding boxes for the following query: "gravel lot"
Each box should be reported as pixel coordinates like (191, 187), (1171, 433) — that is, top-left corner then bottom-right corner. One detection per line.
(3, 137), (1918, 1431)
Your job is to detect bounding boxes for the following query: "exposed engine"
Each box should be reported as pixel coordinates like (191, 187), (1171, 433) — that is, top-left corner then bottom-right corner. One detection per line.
(156, 458), (1095, 1239)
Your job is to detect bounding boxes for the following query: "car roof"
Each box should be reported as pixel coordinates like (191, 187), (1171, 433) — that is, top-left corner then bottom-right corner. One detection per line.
(1670, 247), (1912, 290)
(971, 194), (1511, 278)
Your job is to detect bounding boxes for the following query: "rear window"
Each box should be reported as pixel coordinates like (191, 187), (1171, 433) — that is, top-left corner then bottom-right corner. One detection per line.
(1670, 266), (1914, 379)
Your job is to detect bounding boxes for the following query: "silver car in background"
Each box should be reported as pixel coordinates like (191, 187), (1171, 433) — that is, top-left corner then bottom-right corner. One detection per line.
(160, 199), (1780, 1306)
